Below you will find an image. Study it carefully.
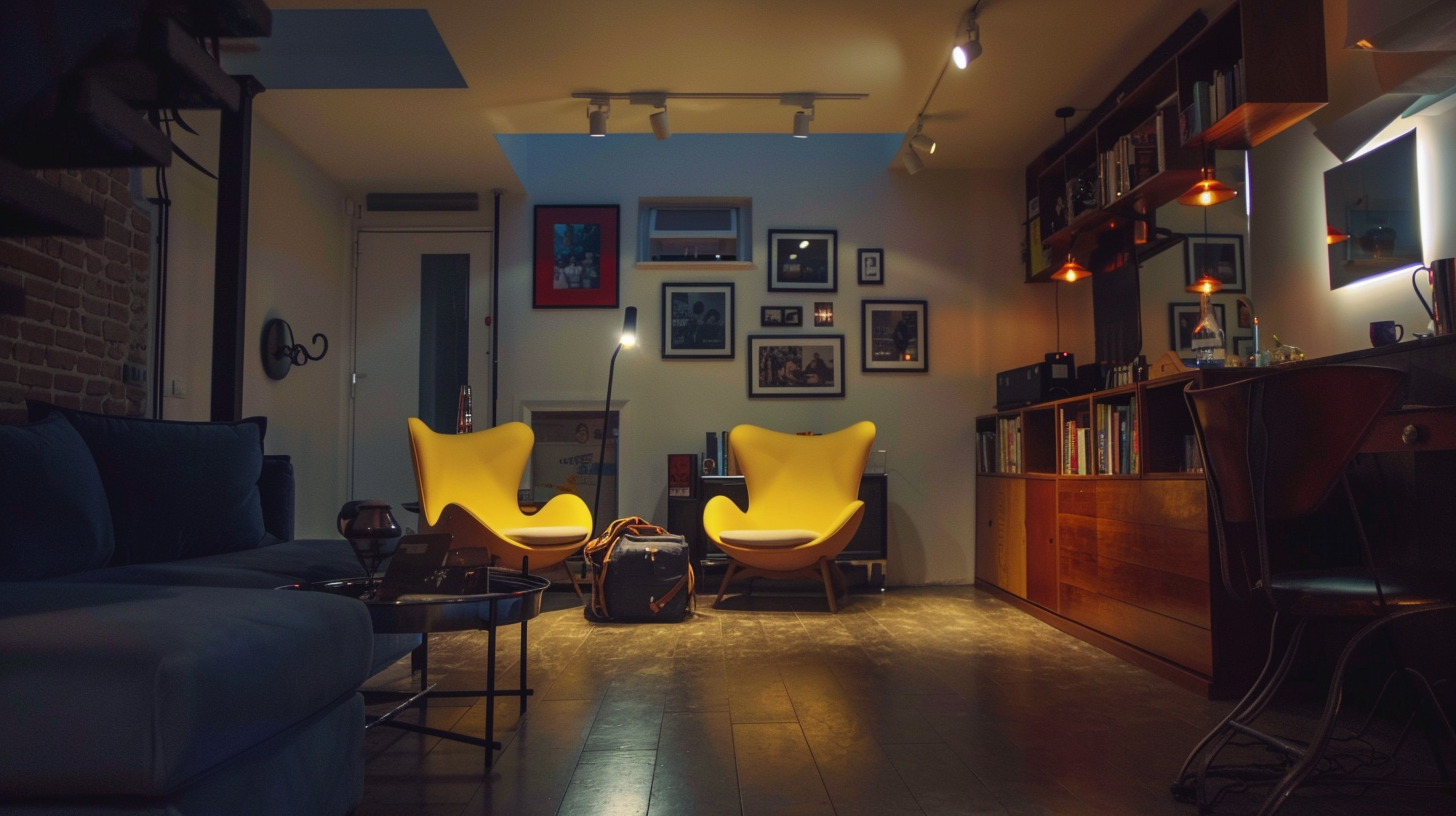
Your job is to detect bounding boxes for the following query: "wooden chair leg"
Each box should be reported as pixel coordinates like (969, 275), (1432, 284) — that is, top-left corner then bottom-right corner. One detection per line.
(819, 558), (838, 613)
(715, 561), (739, 607)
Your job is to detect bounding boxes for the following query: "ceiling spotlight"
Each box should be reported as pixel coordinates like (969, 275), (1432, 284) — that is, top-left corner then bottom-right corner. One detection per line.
(902, 148), (925, 175)
(793, 106), (814, 138)
(587, 97), (609, 137)
(952, 9), (982, 69)
(649, 107), (671, 140)
(908, 117), (936, 154)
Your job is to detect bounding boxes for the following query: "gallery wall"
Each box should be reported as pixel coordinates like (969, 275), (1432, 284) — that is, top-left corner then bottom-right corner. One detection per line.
(493, 133), (1093, 585)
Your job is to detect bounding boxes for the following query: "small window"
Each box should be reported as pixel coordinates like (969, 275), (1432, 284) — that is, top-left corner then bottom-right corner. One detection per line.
(639, 198), (751, 263)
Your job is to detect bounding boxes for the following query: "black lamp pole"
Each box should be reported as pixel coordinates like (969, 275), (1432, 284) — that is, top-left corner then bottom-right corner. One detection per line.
(593, 307), (636, 532)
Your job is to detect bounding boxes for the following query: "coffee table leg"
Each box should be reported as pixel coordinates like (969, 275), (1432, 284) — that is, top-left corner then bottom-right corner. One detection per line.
(519, 619), (529, 714)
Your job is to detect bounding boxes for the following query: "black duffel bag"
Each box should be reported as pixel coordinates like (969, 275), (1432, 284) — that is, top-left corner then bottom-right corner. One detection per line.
(584, 517), (694, 623)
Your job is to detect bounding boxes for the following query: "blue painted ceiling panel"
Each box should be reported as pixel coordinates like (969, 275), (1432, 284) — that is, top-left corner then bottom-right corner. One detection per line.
(221, 9), (465, 90)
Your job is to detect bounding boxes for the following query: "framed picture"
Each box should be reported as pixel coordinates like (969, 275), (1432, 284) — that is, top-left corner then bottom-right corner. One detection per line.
(1169, 302), (1226, 357)
(861, 300), (928, 372)
(760, 306), (802, 327)
(1232, 335), (1254, 360)
(858, 248), (884, 285)
(533, 205), (620, 308)
(768, 229), (837, 292)
(747, 334), (845, 398)
(662, 282), (734, 359)
(1236, 298), (1252, 329)
(1184, 233), (1245, 293)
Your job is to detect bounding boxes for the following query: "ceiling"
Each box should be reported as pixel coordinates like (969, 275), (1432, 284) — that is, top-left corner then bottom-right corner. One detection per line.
(233, 0), (1213, 196)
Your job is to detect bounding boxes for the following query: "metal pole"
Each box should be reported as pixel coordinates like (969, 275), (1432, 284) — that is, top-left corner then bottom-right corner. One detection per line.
(210, 75), (263, 421)
(593, 343), (622, 532)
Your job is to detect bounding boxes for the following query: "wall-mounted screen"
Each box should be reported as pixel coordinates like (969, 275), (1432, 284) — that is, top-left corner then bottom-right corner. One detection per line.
(1325, 130), (1422, 289)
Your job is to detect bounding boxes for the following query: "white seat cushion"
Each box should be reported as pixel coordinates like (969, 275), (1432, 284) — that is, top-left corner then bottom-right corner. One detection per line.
(502, 526), (589, 546)
(720, 529), (819, 548)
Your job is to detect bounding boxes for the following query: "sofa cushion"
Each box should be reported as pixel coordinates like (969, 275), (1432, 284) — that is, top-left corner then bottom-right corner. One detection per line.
(0, 413), (115, 580)
(0, 582), (374, 798)
(29, 403), (271, 565)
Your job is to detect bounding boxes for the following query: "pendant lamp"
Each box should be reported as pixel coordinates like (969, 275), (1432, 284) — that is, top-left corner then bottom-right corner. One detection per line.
(1327, 225), (1350, 244)
(1051, 255), (1089, 283)
(1178, 166), (1238, 206)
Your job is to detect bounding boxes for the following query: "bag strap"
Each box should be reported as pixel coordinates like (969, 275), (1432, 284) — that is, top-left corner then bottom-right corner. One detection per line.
(648, 563), (695, 615)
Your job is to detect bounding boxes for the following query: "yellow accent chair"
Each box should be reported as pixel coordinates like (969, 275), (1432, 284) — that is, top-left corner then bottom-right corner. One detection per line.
(407, 418), (592, 591)
(703, 421), (876, 612)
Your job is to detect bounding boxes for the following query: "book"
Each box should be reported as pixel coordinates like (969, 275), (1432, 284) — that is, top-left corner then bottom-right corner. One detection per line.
(668, 453), (697, 497)
(704, 432), (718, 476)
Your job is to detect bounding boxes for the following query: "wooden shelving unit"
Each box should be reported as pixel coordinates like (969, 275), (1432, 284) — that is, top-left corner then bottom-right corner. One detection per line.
(1024, 0), (1326, 280)
(975, 370), (1267, 698)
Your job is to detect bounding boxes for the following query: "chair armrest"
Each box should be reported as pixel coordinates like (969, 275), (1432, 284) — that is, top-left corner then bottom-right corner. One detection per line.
(529, 492), (593, 529)
(702, 494), (751, 541)
(806, 500), (865, 548)
(258, 455), (294, 542)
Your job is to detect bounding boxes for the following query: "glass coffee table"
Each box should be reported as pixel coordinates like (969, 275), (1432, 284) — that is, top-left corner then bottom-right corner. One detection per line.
(290, 568), (551, 767)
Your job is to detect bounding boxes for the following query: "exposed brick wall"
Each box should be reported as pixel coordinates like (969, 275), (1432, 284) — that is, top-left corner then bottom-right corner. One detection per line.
(0, 168), (151, 424)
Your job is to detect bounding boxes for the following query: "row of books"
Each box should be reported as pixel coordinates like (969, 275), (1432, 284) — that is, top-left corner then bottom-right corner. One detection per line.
(702, 431), (739, 478)
(1182, 435), (1205, 474)
(1062, 420), (1092, 475)
(1180, 59), (1246, 143)
(1093, 401), (1139, 476)
(976, 416), (1022, 474)
(1098, 111), (1164, 204)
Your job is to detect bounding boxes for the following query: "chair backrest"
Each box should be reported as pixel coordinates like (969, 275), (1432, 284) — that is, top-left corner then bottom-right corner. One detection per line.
(407, 418), (533, 527)
(730, 421), (876, 530)
(1185, 365), (1403, 600)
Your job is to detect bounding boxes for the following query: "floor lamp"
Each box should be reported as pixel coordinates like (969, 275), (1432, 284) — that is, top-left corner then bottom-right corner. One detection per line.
(593, 307), (636, 533)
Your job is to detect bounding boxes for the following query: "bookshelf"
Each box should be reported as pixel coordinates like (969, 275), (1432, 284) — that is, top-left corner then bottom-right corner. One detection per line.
(975, 370), (1264, 698)
(1025, 0), (1325, 281)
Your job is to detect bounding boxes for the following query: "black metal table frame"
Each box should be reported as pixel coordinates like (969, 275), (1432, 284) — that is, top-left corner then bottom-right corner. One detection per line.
(305, 566), (549, 768)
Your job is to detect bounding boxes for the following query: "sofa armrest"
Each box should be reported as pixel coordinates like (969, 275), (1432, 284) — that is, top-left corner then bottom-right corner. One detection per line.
(259, 455), (295, 543)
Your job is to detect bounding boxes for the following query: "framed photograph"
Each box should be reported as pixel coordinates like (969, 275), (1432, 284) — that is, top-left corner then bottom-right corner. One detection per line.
(1232, 335), (1254, 360)
(1237, 298), (1252, 329)
(858, 248), (885, 285)
(662, 282), (734, 359)
(861, 299), (928, 372)
(1169, 302), (1226, 357)
(768, 229), (837, 292)
(533, 205), (620, 308)
(747, 334), (845, 398)
(760, 306), (802, 327)
(1184, 233), (1245, 294)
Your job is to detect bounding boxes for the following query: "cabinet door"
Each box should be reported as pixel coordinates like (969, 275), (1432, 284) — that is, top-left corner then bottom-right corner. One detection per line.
(1024, 479), (1058, 610)
(975, 478), (1027, 596)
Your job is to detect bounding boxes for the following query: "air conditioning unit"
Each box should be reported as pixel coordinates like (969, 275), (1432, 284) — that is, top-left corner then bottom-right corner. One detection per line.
(647, 207), (739, 261)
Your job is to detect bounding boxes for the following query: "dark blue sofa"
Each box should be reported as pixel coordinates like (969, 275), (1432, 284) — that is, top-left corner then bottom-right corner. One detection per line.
(0, 408), (418, 815)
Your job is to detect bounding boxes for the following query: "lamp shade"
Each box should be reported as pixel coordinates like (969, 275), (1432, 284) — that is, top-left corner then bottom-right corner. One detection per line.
(1178, 168), (1237, 206)
(1051, 259), (1089, 282)
(1327, 225), (1350, 244)
(1185, 274), (1223, 294)
(620, 306), (638, 347)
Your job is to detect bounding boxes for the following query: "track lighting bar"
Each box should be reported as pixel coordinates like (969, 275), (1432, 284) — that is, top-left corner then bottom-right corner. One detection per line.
(571, 91), (864, 138)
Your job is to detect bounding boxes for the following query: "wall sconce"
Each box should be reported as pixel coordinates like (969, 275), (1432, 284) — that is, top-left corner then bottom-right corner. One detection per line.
(814, 302), (834, 326)
(261, 317), (329, 380)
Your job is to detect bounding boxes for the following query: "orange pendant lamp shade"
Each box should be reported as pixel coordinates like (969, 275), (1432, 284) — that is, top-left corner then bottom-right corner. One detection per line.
(1326, 225), (1350, 244)
(1051, 257), (1089, 283)
(1178, 167), (1238, 206)
(1185, 274), (1223, 295)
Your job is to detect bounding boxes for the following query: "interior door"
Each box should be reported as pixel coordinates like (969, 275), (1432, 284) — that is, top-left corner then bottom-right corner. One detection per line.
(352, 230), (493, 518)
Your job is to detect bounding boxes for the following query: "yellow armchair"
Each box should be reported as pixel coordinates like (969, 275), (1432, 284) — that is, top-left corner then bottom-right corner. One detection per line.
(407, 418), (592, 578)
(703, 421), (876, 612)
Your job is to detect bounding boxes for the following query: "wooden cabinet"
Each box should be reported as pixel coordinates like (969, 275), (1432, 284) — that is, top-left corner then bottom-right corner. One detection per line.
(975, 371), (1262, 698)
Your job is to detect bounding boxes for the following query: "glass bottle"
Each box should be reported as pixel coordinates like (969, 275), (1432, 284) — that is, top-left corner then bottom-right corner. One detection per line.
(1191, 291), (1226, 367)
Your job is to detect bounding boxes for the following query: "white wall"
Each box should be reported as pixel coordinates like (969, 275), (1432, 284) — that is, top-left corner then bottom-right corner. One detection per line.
(493, 134), (1091, 585)
(159, 114), (355, 539)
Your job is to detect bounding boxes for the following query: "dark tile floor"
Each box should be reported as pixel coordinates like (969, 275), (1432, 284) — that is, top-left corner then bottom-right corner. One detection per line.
(355, 586), (1453, 815)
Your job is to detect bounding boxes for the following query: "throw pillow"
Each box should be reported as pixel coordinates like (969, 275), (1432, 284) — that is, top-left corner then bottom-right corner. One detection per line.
(0, 413), (115, 579)
(28, 403), (271, 565)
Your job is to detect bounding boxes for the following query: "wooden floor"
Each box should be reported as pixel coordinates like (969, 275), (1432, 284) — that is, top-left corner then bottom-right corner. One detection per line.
(355, 585), (1452, 816)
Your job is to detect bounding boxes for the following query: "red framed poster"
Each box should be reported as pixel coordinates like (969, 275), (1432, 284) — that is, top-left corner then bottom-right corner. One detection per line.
(533, 204), (620, 308)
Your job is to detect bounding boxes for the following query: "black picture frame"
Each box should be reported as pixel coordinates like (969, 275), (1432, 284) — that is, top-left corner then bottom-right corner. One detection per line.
(747, 334), (845, 398)
(1183, 233), (1245, 294)
(857, 248), (884, 285)
(1169, 302), (1227, 357)
(661, 282), (734, 359)
(767, 229), (837, 292)
(532, 205), (620, 308)
(861, 299), (928, 372)
(1232, 335), (1254, 361)
(759, 306), (802, 327)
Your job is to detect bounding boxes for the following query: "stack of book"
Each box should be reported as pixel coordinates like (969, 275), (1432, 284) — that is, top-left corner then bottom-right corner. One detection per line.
(1100, 112), (1164, 204)
(1061, 408), (1091, 475)
(1180, 59), (1246, 142)
(1093, 400), (1139, 475)
(977, 416), (1022, 474)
